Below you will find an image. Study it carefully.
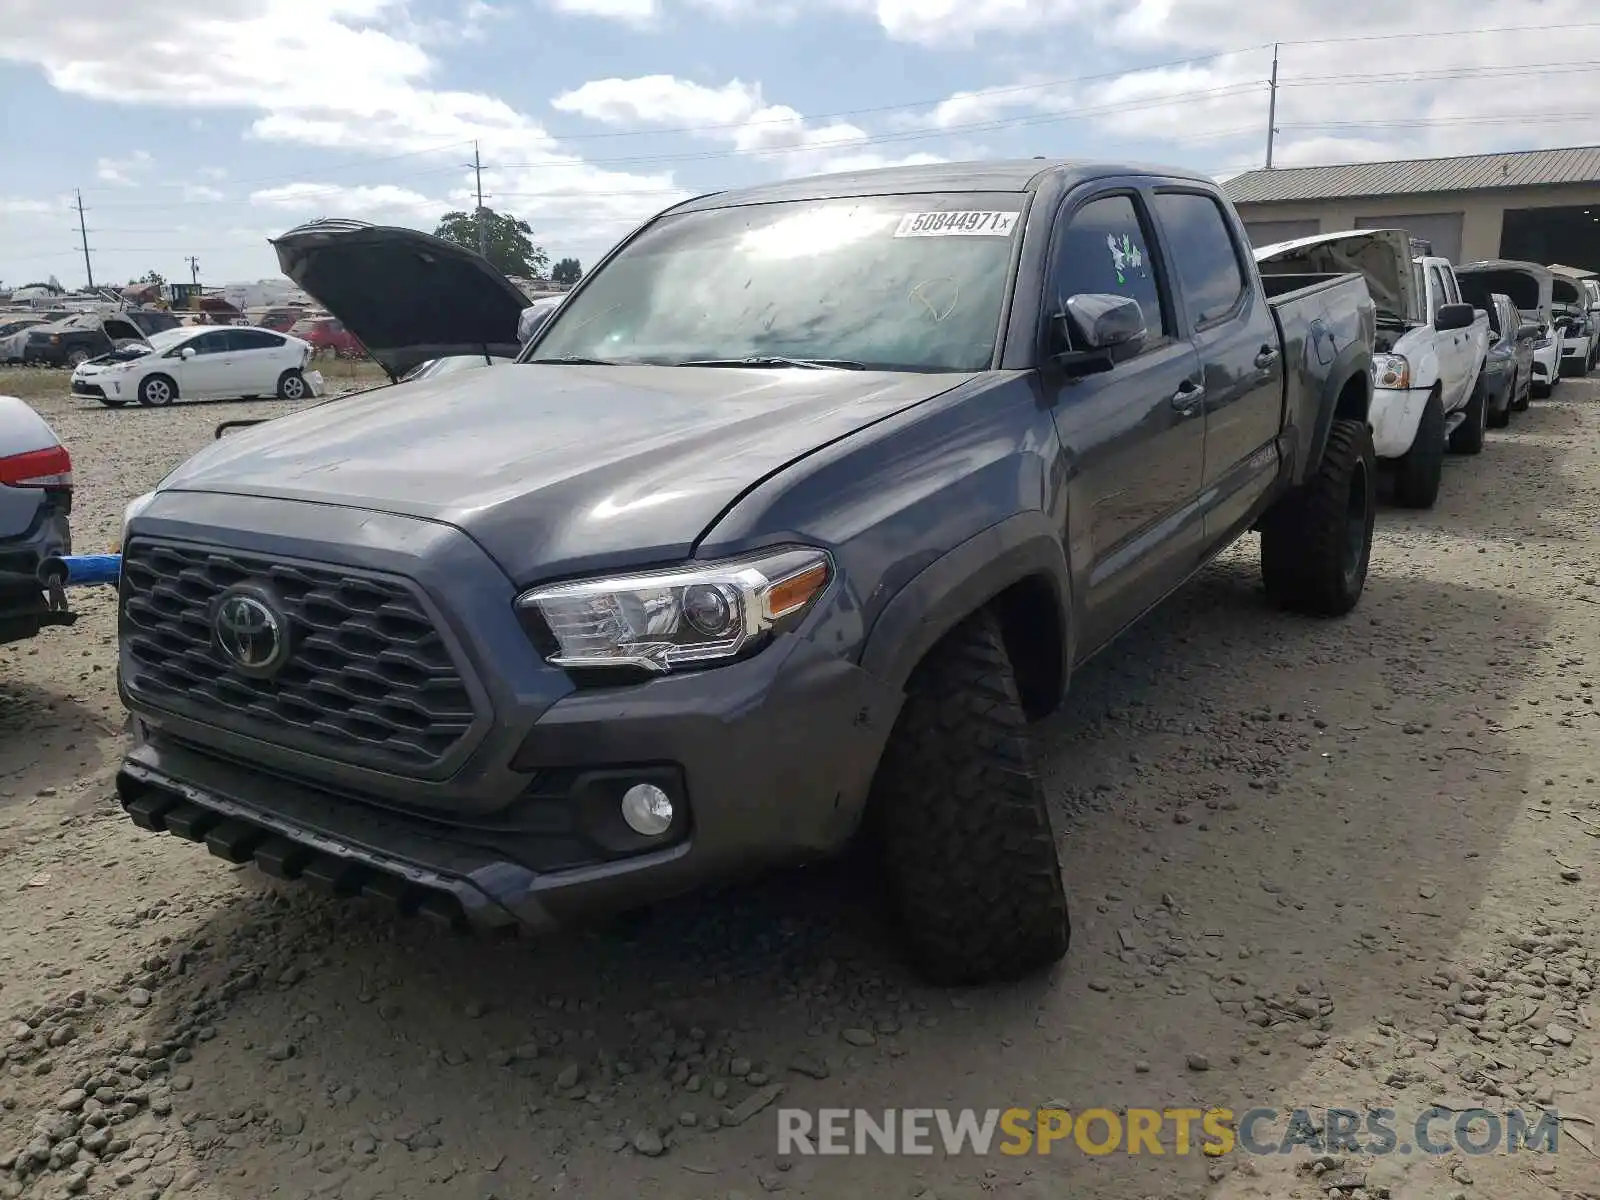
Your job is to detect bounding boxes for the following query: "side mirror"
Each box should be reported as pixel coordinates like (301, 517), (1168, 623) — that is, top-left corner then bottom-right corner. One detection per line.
(180, 346), (197, 360)
(1435, 302), (1475, 332)
(1517, 322), (1542, 340)
(1051, 293), (1147, 375)
(518, 304), (553, 344)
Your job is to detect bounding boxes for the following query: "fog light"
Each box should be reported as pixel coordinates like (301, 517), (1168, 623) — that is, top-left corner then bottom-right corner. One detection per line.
(620, 783), (674, 836)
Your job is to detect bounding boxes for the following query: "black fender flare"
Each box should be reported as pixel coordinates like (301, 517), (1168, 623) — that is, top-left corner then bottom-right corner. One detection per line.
(858, 510), (1074, 695)
(1298, 344), (1371, 487)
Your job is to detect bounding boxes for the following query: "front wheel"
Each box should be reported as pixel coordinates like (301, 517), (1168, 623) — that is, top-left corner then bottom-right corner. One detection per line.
(276, 369), (308, 400)
(869, 609), (1070, 986)
(1448, 371), (1488, 454)
(1393, 389), (1445, 509)
(1261, 418), (1376, 616)
(66, 348), (90, 368)
(137, 374), (176, 407)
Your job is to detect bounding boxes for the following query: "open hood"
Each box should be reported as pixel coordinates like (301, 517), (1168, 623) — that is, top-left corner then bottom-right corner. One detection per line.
(1456, 260), (1553, 319)
(271, 218), (529, 382)
(1255, 229), (1419, 324)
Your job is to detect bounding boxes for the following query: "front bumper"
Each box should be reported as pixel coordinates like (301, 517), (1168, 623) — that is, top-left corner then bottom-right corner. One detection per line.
(70, 378), (106, 399)
(116, 493), (902, 932)
(1369, 384), (1433, 458)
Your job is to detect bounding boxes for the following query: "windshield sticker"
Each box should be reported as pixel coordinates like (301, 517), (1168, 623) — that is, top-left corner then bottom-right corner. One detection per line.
(1107, 233), (1145, 285)
(894, 211), (1020, 238)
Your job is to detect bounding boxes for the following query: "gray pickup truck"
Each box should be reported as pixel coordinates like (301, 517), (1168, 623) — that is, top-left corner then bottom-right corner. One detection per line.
(115, 160), (1376, 985)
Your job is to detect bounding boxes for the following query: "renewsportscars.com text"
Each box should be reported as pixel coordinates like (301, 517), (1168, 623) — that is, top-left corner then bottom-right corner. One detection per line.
(776, 1107), (1564, 1157)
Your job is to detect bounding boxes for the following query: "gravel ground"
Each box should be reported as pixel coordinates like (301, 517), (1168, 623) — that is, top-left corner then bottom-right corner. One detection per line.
(1, 370), (1597, 1200)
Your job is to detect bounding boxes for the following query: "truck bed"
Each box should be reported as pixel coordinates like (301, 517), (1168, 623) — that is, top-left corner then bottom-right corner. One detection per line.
(1263, 270), (1376, 487)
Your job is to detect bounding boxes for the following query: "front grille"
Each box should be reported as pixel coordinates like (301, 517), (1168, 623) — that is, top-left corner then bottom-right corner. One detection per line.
(120, 539), (479, 774)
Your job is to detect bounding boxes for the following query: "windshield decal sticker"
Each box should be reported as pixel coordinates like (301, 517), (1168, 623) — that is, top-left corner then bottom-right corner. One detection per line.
(1107, 233), (1145, 285)
(894, 211), (1020, 238)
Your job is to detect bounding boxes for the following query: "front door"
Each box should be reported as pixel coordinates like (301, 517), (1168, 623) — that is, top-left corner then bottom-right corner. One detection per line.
(1043, 188), (1206, 654)
(176, 329), (234, 399)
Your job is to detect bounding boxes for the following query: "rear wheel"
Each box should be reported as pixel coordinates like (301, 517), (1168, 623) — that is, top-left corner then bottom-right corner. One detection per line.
(870, 608), (1070, 986)
(1487, 373), (1512, 429)
(276, 369), (308, 401)
(1393, 389), (1445, 509)
(1261, 418), (1376, 616)
(137, 374), (176, 407)
(1448, 371), (1488, 454)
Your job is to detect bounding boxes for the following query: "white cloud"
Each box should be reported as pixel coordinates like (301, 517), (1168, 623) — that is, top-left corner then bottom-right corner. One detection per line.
(0, 0), (689, 268)
(182, 184), (228, 203)
(547, 0), (657, 22)
(550, 73), (943, 179)
(0, 197), (59, 216)
(96, 149), (153, 186)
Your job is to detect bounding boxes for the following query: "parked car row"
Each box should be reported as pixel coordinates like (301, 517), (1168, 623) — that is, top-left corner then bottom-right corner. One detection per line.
(1254, 235), (1595, 509)
(0, 309), (181, 367)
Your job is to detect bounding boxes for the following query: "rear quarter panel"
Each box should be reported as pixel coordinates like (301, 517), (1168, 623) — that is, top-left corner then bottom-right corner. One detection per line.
(1266, 274), (1375, 486)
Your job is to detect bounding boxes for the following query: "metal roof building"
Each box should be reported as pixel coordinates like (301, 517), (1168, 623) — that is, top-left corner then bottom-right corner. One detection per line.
(1223, 144), (1600, 269)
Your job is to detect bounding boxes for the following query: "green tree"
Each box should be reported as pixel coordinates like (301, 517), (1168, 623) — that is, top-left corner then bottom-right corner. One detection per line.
(434, 208), (549, 279)
(551, 257), (582, 285)
(130, 270), (166, 287)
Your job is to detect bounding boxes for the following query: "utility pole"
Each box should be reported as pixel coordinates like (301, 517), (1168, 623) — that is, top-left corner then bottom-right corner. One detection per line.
(186, 256), (200, 285)
(75, 189), (95, 289)
(1264, 42), (1280, 170)
(473, 140), (487, 258)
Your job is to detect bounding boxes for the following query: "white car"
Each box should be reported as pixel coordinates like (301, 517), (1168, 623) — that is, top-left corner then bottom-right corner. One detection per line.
(70, 325), (316, 408)
(1551, 276), (1593, 378)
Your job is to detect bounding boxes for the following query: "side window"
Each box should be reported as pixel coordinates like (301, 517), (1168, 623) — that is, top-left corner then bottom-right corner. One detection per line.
(191, 331), (230, 355)
(228, 329), (282, 351)
(1048, 193), (1169, 348)
(1428, 266), (1450, 317)
(1152, 191), (1248, 328)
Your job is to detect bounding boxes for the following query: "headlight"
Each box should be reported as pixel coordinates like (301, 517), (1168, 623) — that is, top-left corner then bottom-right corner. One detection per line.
(1536, 337), (1553, 350)
(113, 490), (157, 553)
(517, 547), (832, 672)
(1373, 352), (1410, 389)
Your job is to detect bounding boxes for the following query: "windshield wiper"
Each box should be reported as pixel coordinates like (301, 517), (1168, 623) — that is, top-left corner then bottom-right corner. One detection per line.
(676, 356), (867, 370)
(526, 355), (626, 366)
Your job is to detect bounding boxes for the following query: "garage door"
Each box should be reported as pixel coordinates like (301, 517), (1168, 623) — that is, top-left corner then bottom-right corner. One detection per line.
(1243, 219), (1321, 248)
(1355, 213), (1464, 263)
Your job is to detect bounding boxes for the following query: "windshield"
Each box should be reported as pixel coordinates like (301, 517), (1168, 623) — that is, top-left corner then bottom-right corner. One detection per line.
(530, 192), (1026, 372)
(146, 328), (190, 352)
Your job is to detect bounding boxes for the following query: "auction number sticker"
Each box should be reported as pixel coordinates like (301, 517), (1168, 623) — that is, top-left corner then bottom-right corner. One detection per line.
(894, 210), (1020, 238)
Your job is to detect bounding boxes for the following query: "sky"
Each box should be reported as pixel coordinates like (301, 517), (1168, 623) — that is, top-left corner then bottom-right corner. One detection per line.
(2, 0), (1599, 290)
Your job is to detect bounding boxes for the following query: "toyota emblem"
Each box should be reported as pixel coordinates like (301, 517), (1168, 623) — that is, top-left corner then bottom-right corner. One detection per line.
(213, 590), (289, 674)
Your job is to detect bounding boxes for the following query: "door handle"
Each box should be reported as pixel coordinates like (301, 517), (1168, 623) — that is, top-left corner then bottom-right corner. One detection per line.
(1253, 345), (1280, 370)
(1170, 380), (1205, 415)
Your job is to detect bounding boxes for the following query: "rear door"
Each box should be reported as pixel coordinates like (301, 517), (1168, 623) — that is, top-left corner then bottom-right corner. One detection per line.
(1149, 188), (1282, 546)
(227, 328), (291, 392)
(1041, 185), (1205, 652)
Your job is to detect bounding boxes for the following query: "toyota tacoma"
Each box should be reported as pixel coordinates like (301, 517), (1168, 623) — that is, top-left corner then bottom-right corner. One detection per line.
(115, 161), (1377, 984)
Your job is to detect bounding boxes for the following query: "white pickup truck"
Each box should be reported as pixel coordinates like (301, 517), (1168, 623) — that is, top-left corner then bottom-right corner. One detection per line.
(1254, 230), (1491, 509)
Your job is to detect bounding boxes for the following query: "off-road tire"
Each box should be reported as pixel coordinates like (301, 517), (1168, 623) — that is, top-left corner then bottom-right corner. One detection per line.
(1487, 373), (1513, 428)
(1448, 370), (1488, 454)
(277, 369), (308, 401)
(870, 608), (1070, 985)
(1393, 389), (1445, 509)
(1260, 418), (1376, 617)
(137, 374), (177, 407)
